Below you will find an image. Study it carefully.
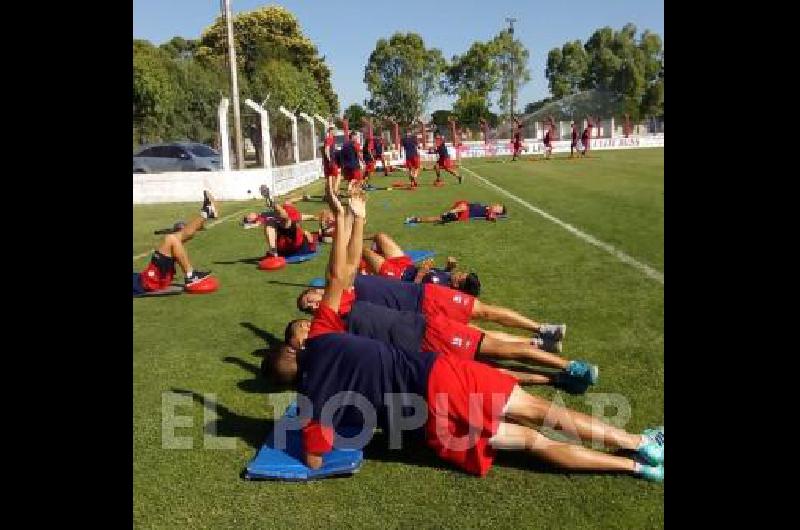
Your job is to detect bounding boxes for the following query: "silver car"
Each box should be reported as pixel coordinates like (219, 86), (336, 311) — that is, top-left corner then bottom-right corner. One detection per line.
(133, 142), (221, 173)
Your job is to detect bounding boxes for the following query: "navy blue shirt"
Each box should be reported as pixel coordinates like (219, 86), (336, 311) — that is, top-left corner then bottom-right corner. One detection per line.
(354, 274), (423, 312)
(402, 136), (418, 159)
(362, 141), (374, 162)
(468, 203), (488, 218)
(400, 266), (452, 287)
(346, 301), (426, 354)
(436, 142), (450, 160)
(300, 332), (437, 439)
(340, 141), (360, 170)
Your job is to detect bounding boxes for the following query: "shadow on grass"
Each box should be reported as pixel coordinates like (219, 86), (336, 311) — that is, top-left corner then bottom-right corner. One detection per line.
(213, 257), (262, 265)
(223, 356), (274, 395)
(240, 322), (282, 350)
(170, 388), (273, 450)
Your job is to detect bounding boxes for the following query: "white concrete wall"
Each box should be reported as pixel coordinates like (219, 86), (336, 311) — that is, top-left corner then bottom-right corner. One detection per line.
(133, 159), (321, 204)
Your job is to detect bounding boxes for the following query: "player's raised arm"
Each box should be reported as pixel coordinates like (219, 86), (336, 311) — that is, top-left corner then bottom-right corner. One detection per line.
(345, 190), (367, 285)
(321, 177), (352, 312)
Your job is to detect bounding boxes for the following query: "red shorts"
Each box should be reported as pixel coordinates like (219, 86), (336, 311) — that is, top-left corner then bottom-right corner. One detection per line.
(324, 161), (339, 177)
(140, 254), (175, 291)
(343, 167), (363, 181)
(365, 161), (376, 173)
(425, 355), (516, 476)
(378, 255), (414, 279)
(422, 283), (475, 324)
(405, 155), (420, 170)
(422, 313), (483, 360)
(437, 158), (455, 171)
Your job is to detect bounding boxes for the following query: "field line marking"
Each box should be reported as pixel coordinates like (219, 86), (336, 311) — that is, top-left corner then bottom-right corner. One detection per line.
(460, 165), (664, 285)
(133, 205), (255, 261)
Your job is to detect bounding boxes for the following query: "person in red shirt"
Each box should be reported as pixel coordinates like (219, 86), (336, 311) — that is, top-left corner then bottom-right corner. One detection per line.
(511, 118), (523, 161)
(322, 126), (341, 192)
(258, 186), (318, 259)
(433, 132), (462, 184)
(134, 191), (217, 294)
(264, 179), (664, 481)
(404, 200), (506, 224)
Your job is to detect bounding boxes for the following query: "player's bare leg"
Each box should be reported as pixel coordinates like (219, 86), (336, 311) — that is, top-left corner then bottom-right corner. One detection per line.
(489, 421), (638, 473)
(477, 335), (569, 370)
(371, 232), (405, 258)
(501, 386), (644, 451)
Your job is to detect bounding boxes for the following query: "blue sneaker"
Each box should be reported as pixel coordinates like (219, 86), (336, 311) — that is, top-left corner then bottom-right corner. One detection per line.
(637, 439), (664, 466)
(635, 463), (664, 483)
(566, 360), (599, 385)
(538, 323), (566, 342)
(553, 371), (590, 395)
(643, 426), (664, 447)
(404, 217), (419, 225)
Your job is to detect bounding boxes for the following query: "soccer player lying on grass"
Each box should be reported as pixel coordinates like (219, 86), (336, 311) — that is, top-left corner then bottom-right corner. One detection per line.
(266, 183), (664, 479)
(297, 264), (568, 353)
(433, 132), (462, 185)
(404, 200), (506, 225)
(134, 191), (217, 292)
(257, 186), (318, 259)
(360, 232), (481, 295)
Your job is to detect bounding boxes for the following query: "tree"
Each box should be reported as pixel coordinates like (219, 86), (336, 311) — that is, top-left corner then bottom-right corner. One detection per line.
(452, 91), (494, 130)
(343, 103), (369, 127)
(364, 32), (446, 125)
(524, 97), (555, 115)
(490, 29), (531, 117)
(198, 5), (339, 114)
(133, 40), (180, 145)
(430, 110), (451, 133)
(445, 41), (501, 97)
(545, 40), (589, 99)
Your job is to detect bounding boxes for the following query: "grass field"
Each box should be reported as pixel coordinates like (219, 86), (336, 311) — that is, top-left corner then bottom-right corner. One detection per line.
(133, 148), (664, 528)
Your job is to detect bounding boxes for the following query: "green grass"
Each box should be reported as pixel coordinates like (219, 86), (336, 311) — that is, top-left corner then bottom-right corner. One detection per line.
(134, 148), (664, 528)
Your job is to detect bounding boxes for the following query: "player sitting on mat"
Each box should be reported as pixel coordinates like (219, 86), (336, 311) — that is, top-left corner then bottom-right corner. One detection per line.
(405, 200), (506, 224)
(360, 232), (480, 295)
(297, 266), (567, 353)
(433, 132), (462, 185)
(265, 182), (663, 480)
(257, 186), (318, 259)
(134, 191), (217, 293)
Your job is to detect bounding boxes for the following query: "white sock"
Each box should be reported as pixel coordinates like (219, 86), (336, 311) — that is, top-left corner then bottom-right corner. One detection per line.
(200, 210), (209, 219)
(185, 269), (194, 278)
(633, 462), (643, 475)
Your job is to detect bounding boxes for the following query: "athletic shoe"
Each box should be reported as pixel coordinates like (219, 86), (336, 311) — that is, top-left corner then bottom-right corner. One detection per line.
(566, 360), (599, 385)
(201, 190), (218, 219)
(538, 323), (566, 342)
(553, 371), (590, 395)
(635, 463), (664, 483)
(404, 217), (418, 225)
(643, 426), (664, 447)
(531, 336), (562, 354)
(185, 270), (211, 286)
(636, 438), (664, 466)
(259, 184), (274, 208)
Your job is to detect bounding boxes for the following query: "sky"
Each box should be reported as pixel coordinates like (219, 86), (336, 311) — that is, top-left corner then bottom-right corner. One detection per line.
(133, 0), (663, 114)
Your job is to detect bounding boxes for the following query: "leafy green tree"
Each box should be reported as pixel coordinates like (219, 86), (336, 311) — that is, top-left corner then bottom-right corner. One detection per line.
(491, 29), (531, 117)
(343, 103), (369, 127)
(364, 32), (446, 125)
(545, 40), (589, 98)
(445, 41), (501, 97)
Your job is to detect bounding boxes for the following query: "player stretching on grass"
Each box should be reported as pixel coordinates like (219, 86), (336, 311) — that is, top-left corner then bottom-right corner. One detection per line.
(266, 181), (664, 480)
(257, 186), (318, 259)
(133, 191), (217, 294)
(433, 132), (462, 185)
(404, 200), (506, 225)
(402, 129), (420, 188)
(360, 231), (481, 295)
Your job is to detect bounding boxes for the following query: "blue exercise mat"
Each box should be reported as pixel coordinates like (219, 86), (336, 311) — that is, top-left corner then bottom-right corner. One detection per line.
(285, 249), (321, 264)
(308, 250), (435, 287)
(245, 402), (363, 481)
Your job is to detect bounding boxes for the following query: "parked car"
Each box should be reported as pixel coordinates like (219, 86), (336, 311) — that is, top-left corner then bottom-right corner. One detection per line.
(133, 142), (221, 173)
